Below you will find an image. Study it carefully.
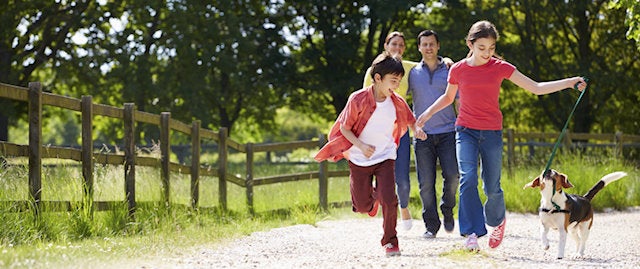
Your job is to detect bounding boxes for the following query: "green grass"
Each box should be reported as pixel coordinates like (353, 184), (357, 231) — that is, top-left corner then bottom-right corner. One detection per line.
(0, 153), (638, 267)
(0, 201), (351, 268)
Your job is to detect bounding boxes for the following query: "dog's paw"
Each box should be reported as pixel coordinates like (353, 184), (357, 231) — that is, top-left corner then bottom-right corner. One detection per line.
(543, 244), (549, 250)
(572, 253), (585, 259)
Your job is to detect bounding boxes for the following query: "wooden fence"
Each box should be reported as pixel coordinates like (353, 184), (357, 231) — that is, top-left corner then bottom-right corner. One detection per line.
(0, 82), (330, 216)
(1, 82), (639, 217)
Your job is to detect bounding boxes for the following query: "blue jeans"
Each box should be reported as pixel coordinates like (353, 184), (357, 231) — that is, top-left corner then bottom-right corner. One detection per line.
(455, 126), (505, 237)
(395, 132), (411, 209)
(414, 132), (459, 234)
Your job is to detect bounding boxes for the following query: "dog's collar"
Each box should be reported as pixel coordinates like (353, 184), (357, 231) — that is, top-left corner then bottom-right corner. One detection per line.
(541, 191), (569, 213)
(550, 181), (563, 211)
(539, 207), (570, 214)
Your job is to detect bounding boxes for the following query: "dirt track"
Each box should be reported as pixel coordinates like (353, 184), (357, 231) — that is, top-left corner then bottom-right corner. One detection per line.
(137, 208), (640, 269)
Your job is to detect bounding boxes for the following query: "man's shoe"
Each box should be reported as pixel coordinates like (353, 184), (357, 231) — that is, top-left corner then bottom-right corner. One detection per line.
(383, 243), (401, 257)
(465, 233), (479, 252)
(368, 200), (379, 217)
(443, 214), (455, 233)
(423, 231), (436, 239)
(488, 217), (506, 248)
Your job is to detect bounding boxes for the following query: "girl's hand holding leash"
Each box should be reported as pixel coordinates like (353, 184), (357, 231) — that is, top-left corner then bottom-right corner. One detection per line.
(573, 77), (588, 91)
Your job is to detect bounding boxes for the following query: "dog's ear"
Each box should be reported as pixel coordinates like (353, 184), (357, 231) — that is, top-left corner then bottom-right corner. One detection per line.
(523, 177), (540, 189)
(558, 172), (573, 188)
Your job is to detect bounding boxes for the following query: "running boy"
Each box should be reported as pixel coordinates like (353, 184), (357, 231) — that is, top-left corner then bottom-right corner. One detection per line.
(315, 52), (426, 257)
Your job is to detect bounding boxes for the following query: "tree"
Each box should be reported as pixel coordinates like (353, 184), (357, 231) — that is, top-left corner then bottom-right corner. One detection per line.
(159, 0), (298, 137)
(424, 0), (639, 134)
(610, 0), (640, 49)
(3, 0), (637, 144)
(282, 0), (424, 119)
(50, 0), (300, 142)
(497, 0), (639, 133)
(0, 1), (123, 142)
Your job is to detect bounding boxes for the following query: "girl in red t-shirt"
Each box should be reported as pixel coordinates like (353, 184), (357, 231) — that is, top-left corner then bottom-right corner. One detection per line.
(416, 20), (587, 252)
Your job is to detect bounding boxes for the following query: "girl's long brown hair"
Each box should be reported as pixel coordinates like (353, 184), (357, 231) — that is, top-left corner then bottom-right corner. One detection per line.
(465, 20), (501, 59)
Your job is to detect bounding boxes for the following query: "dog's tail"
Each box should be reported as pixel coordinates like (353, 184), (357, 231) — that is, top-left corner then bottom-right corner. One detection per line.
(583, 171), (627, 201)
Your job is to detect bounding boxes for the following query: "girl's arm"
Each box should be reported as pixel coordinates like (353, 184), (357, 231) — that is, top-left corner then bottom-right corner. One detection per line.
(508, 70), (587, 95)
(416, 83), (458, 127)
(413, 125), (427, 140)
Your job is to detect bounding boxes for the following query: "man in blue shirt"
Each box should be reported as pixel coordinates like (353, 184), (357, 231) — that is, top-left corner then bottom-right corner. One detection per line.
(408, 30), (460, 238)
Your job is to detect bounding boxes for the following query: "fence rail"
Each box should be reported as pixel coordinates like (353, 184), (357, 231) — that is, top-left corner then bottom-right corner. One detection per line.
(1, 82), (639, 218)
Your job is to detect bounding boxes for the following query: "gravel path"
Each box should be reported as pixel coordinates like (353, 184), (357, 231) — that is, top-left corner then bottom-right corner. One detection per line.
(142, 208), (640, 268)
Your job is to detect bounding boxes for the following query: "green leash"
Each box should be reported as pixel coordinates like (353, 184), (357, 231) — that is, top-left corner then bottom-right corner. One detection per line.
(543, 78), (589, 211)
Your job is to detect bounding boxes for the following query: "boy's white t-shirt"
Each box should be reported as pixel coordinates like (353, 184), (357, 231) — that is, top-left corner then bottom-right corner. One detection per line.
(347, 96), (397, 166)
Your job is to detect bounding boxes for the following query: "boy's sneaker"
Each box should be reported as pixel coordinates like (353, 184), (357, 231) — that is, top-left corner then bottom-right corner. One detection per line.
(465, 233), (479, 252)
(488, 217), (506, 248)
(383, 243), (401, 257)
(443, 214), (455, 233)
(368, 200), (379, 217)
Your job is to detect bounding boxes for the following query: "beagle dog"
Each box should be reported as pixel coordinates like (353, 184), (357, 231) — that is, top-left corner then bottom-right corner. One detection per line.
(523, 169), (627, 259)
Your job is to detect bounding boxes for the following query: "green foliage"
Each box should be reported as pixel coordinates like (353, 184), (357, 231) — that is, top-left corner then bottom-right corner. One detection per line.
(282, 1), (425, 117)
(421, 1), (640, 134)
(271, 107), (331, 142)
(609, 0), (640, 50)
(506, 154), (638, 213)
(0, 205), (38, 246)
(231, 107), (331, 144)
(289, 204), (326, 225)
(0, 1), (126, 140)
(67, 207), (94, 240)
(3, 1), (639, 143)
(103, 201), (130, 236)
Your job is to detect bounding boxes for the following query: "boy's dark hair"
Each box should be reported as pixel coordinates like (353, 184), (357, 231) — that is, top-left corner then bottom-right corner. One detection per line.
(417, 29), (439, 46)
(369, 52), (405, 81)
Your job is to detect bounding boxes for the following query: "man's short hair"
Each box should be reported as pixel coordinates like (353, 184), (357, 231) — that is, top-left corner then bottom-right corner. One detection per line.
(417, 30), (439, 46)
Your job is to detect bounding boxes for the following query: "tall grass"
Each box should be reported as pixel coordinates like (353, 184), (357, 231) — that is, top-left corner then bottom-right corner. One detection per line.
(404, 153), (639, 221)
(504, 153), (639, 213)
(0, 152), (637, 267)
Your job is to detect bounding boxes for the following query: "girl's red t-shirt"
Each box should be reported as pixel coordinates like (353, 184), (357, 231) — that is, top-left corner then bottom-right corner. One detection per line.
(449, 57), (516, 130)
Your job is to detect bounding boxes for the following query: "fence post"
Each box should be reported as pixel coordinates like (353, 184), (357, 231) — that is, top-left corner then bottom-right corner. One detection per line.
(160, 112), (171, 205)
(81, 95), (94, 213)
(246, 143), (254, 215)
(191, 120), (201, 209)
(218, 127), (228, 211)
(615, 131), (623, 158)
(28, 82), (42, 216)
(318, 134), (328, 211)
(123, 103), (136, 217)
(506, 129), (514, 178)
